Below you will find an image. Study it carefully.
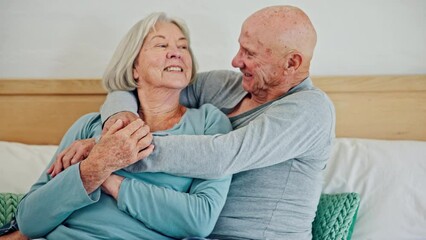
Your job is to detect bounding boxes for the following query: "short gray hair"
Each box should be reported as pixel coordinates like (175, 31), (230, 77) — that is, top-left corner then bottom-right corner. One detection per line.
(103, 12), (198, 91)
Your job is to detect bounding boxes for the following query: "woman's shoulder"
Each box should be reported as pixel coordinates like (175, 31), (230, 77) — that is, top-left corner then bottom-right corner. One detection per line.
(196, 103), (227, 118)
(186, 104), (232, 134)
(184, 103), (225, 120)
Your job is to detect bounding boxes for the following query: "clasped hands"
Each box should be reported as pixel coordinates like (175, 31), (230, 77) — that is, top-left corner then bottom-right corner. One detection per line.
(47, 112), (153, 197)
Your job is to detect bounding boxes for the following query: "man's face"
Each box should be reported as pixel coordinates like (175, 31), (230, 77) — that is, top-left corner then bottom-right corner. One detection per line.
(231, 20), (285, 97)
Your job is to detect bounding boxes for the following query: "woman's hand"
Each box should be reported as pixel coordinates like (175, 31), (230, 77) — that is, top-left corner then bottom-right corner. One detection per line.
(80, 119), (154, 194)
(47, 138), (96, 178)
(102, 111), (140, 136)
(101, 174), (125, 200)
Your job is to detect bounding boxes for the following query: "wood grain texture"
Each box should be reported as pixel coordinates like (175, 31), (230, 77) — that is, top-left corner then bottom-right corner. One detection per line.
(0, 80), (106, 144)
(1, 75), (425, 144)
(312, 75), (426, 141)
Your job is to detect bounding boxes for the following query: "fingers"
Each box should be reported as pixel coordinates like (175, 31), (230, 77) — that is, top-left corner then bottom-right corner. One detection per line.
(131, 123), (150, 141)
(46, 164), (54, 174)
(49, 147), (68, 177)
(101, 123), (110, 136)
(135, 131), (153, 151)
(120, 120), (152, 153)
(48, 155), (64, 178)
(102, 112), (140, 136)
(137, 144), (155, 160)
(62, 148), (77, 169)
(104, 119), (124, 137)
(118, 119), (145, 136)
(49, 139), (95, 178)
(51, 159), (64, 178)
(70, 151), (85, 165)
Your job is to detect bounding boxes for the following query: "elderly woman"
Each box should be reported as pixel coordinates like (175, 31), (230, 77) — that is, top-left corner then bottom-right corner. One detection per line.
(11, 12), (232, 239)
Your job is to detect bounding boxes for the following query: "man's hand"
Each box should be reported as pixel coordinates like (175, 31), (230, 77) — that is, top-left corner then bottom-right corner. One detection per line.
(80, 119), (154, 194)
(102, 111), (139, 136)
(47, 138), (96, 178)
(96, 118), (154, 171)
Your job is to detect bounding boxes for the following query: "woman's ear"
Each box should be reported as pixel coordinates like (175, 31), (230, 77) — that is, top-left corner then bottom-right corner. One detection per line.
(133, 65), (139, 81)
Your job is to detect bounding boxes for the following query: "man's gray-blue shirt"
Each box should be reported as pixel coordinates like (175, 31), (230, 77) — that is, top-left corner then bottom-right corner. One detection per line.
(101, 70), (336, 240)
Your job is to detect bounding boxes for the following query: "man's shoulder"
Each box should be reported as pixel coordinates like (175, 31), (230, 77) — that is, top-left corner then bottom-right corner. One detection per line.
(276, 86), (333, 108)
(271, 87), (336, 132)
(286, 83), (334, 111)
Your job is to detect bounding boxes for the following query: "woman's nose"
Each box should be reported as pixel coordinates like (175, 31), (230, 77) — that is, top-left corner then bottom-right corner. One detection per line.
(166, 47), (182, 59)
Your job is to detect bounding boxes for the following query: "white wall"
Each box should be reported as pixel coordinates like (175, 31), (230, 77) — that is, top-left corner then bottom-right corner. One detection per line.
(1, 0), (425, 78)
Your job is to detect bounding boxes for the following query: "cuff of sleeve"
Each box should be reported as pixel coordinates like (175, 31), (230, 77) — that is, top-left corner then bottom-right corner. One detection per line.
(67, 163), (101, 203)
(116, 177), (130, 212)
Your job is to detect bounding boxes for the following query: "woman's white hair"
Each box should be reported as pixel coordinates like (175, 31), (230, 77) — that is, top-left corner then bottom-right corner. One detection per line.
(103, 12), (198, 91)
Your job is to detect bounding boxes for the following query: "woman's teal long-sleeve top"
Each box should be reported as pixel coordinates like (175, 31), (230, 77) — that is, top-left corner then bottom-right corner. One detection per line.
(16, 104), (232, 239)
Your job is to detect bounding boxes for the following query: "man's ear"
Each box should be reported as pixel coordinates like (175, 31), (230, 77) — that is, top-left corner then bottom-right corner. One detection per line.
(287, 52), (303, 71)
(284, 52), (302, 74)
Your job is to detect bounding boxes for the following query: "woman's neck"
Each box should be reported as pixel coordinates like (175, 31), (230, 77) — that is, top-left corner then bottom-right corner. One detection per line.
(137, 88), (186, 132)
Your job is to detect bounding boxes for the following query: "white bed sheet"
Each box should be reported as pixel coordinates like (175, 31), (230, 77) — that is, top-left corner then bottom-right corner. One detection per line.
(0, 138), (425, 239)
(324, 138), (426, 240)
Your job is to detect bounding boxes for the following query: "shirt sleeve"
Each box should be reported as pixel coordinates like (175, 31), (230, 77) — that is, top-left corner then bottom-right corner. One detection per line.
(16, 163), (101, 238)
(15, 113), (103, 238)
(100, 91), (139, 123)
(139, 91), (335, 179)
(117, 176), (232, 238)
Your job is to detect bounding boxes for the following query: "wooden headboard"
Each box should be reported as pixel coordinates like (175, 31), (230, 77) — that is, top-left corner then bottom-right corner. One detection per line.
(1, 75), (425, 145)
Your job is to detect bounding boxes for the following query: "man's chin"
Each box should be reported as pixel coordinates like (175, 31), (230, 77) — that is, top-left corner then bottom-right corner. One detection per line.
(242, 78), (255, 92)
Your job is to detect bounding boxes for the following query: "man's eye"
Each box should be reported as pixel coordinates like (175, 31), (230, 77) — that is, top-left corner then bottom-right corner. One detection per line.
(157, 44), (167, 48)
(179, 45), (188, 50)
(244, 49), (254, 58)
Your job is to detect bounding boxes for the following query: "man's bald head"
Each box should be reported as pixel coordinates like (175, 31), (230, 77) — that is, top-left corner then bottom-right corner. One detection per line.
(244, 6), (317, 63)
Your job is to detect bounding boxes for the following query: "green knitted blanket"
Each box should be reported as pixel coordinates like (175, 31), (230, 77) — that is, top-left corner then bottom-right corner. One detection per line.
(313, 192), (360, 240)
(0, 193), (24, 226)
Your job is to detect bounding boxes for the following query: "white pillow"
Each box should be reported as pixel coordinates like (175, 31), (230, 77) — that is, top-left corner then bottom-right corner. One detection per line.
(323, 138), (426, 240)
(0, 141), (57, 193)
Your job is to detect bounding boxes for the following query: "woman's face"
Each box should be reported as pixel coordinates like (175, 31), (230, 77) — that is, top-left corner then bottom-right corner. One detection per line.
(133, 22), (192, 90)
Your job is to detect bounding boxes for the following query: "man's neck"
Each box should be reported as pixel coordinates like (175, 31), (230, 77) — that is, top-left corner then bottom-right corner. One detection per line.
(228, 75), (308, 117)
(227, 94), (261, 117)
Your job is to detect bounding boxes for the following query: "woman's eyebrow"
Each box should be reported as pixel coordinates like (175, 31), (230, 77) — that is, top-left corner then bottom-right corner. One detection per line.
(150, 35), (187, 41)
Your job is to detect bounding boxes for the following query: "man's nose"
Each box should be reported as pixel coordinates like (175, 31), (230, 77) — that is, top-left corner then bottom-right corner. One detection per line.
(232, 51), (244, 68)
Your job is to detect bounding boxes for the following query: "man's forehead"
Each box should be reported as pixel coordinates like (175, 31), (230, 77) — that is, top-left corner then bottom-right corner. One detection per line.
(240, 19), (271, 44)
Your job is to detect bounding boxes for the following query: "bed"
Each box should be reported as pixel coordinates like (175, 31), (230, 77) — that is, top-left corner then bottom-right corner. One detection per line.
(1, 75), (425, 239)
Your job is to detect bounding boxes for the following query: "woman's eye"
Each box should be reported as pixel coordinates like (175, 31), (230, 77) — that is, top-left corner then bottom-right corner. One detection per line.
(157, 44), (167, 48)
(179, 45), (188, 50)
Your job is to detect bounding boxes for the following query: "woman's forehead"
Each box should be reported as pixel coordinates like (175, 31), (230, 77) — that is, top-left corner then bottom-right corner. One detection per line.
(149, 22), (185, 38)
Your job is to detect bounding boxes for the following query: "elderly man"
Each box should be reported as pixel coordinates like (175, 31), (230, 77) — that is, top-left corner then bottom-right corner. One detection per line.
(54, 5), (335, 240)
